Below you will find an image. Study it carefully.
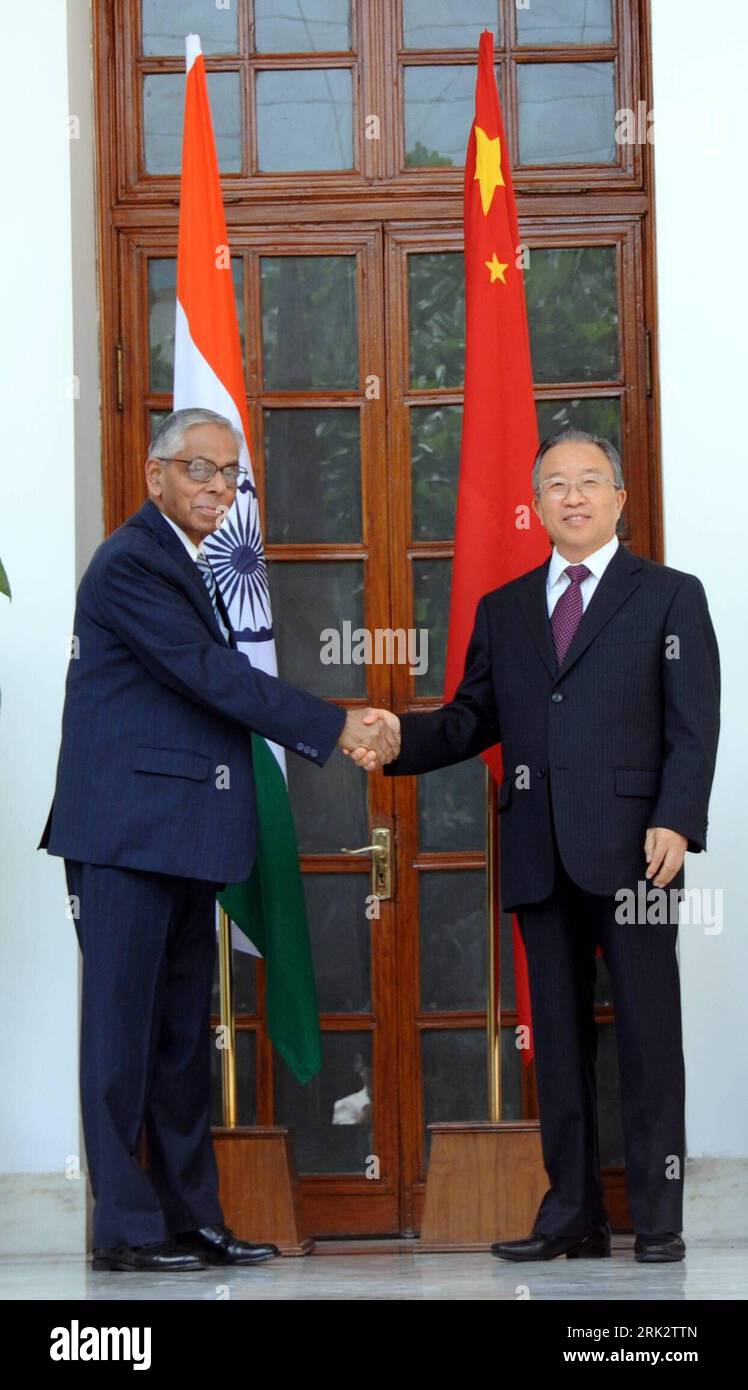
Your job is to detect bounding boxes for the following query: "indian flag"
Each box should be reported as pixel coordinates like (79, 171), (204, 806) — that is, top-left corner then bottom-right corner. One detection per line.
(173, 32), (322, 1084)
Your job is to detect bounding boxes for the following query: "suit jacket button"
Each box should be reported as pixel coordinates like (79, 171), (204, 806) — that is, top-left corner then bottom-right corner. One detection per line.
(310, 748), (318, 758)
(296, 742), (304, 751)
(537, 768), (546, 778)
(551, 692), (564, 703)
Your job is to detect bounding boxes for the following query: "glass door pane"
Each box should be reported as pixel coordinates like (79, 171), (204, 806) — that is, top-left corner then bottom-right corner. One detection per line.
(255, 233), (400, 1228)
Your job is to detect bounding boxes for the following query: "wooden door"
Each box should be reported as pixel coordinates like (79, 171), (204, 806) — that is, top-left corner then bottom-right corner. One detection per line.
(98, 0), (660, 1236)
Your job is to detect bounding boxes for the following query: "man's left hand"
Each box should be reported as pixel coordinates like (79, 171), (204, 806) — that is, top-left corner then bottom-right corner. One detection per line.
(644, 827), (688, 887)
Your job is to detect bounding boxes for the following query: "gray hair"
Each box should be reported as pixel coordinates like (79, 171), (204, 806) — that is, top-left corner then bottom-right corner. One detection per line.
(148, 407), (243, 459)
(531, 428), (625, 495)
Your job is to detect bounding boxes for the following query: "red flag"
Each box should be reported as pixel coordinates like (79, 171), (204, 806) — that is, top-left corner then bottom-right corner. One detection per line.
(444, 31), (549, 1068)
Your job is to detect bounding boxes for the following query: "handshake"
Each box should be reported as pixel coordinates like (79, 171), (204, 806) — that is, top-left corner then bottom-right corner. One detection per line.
(337, 708), (401, 772)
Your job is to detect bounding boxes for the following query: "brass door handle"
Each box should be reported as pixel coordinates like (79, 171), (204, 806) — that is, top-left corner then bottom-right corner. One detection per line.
(341, 826), (391, 900)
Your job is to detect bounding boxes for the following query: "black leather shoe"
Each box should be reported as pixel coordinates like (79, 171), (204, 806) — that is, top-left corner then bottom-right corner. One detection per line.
(491, 1222), (612, 1262)
(634, 1232), (685, 1263)
(92, 1239), (207, 1271)
(174, 1222), (280, 1264)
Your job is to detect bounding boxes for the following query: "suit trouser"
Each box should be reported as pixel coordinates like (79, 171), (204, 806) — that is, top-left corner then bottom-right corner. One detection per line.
(516, 827), (686, 1238)
(65, 859), (224, 1249)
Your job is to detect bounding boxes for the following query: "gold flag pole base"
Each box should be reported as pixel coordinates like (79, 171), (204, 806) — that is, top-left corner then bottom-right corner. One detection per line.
(417, 769), (545, 1252)
(212, 907), (314, 1256)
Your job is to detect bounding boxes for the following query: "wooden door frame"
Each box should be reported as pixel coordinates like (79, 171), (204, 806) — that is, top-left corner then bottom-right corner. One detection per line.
(93, 0), (662, 1237)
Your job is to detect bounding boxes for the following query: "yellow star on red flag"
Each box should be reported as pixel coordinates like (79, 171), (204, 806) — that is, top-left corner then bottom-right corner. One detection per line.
(474, 125), (505, 215)
(485, 252), (508, 284)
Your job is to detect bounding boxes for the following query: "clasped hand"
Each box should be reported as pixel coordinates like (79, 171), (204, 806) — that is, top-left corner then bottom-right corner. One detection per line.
(338, 708), (401, 772)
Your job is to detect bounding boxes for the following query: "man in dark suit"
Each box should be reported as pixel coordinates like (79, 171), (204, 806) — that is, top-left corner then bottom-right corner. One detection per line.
(356, 428), (720, 1264)
(39, 407), (399, 1272)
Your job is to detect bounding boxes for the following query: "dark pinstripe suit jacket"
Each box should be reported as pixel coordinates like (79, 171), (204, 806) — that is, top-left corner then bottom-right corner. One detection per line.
(386, 544), (721, 909)
(38, 499), (346, 883)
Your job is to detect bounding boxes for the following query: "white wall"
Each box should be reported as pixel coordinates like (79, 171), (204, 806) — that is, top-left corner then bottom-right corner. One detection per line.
(651, 0), (748, 1159)
(0, 0), (99, 1251)
(69, 0), (104, 578)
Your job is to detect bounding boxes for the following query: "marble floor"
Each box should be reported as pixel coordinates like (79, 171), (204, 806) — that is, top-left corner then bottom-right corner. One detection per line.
(1, 1237), (746, 1301)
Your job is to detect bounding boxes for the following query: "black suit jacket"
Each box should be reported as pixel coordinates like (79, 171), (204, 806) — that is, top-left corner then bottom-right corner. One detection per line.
(386, 544), (721, 910)
(38, 499), (346, 883)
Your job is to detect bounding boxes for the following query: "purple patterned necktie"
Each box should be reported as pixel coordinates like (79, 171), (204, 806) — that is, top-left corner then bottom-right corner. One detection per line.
(551, 563), (591, 666)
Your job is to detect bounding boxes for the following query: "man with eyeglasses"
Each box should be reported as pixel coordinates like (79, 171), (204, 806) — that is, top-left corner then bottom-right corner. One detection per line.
(38, 406), (399, 1272)
(356, 427), (720, 1265)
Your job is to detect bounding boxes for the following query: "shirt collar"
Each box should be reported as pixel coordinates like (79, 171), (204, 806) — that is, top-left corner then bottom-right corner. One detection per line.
(548, 533), (620, 588)
(158, 509), (202, 563)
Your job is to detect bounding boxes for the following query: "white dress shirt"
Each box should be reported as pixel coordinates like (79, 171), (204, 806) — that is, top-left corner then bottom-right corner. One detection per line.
(159, 509), (202, 562)
(546, 534), (620, 618)
(160, 508), (231, 642)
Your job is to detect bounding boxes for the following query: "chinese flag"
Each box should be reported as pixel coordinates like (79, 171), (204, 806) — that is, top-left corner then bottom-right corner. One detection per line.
(444, 31), (549, 1068)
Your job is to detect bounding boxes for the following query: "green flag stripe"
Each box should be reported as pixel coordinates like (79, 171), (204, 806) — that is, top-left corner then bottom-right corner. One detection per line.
(217, 733), (322, 1085)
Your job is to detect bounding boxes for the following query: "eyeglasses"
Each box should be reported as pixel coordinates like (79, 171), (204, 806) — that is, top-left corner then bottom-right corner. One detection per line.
(536, 473), (621, 501)
(156, 456), (248, 487)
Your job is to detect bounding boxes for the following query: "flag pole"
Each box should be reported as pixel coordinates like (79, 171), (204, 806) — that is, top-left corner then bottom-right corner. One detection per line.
(486, 766), (502, 1121)
(218, 905), (237, 1126)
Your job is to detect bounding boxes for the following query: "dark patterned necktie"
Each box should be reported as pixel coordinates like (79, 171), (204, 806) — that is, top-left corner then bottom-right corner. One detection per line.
(551, 563), (591, 666)
(196, 550), (231, 643)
